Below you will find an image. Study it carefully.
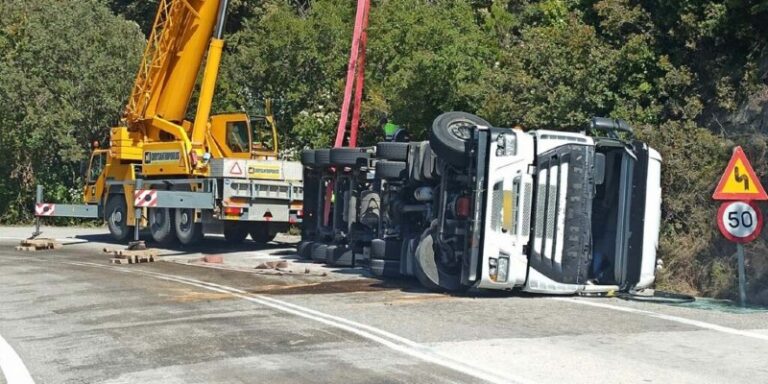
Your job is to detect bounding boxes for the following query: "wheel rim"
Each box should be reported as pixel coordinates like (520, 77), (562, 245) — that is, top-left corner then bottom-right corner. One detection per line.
(449, 120), (474, 140)
(179, 210), (191, 234)
(111, 210), (123, 227)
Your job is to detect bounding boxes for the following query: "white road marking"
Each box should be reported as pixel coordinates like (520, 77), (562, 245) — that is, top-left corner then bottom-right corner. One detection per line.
(555, 297), (768, 342)
(62, 261), (533, 384)
(0, 334), (35, 384)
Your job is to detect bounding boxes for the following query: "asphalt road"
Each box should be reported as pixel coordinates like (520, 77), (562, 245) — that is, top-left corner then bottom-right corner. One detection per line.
(1, 227), (768, 384)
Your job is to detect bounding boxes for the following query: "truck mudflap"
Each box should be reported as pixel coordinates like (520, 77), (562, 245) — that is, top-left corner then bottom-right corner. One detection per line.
(529, 144), (594, 285)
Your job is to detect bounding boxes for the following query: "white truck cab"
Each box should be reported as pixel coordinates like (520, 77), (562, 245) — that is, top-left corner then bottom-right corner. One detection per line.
(476, 123), (661, 294)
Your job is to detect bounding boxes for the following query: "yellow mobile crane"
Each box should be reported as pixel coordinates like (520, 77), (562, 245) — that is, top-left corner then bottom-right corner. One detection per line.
(35, 0), (303, 245)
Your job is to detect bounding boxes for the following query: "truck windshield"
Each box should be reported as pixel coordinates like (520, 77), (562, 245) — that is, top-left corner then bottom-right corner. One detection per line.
(226, 121), (250, 153)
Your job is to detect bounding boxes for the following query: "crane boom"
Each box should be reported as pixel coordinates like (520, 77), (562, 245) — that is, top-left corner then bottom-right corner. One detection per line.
(123, 0), (223, 130)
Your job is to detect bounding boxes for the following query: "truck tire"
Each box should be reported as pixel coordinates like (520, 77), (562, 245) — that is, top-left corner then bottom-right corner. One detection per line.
(174, 208), (203, 246)
(330, 147), (370, 166)
(414, 229), (464, 292)
(249, 222), (277, 243)
(301, 149), (316, 166)
(315, 149), (331, 167)
(326, 245), (355, 267)
(429, 112), (491, 168)
(223, 222), (248, 244)
(311, 243), (328, 263)
(105, 195), (133, 242)
(369, 259), (401, 277)
(371, 238), (401, 261)
(375, 160), (407, 180)
(376, 142), (409, 161)
(149, 207), (177, 246)
(297, 241), (313, 260)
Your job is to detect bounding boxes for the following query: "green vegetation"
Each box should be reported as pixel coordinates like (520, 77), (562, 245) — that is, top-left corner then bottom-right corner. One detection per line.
(2, 0), (767, 302)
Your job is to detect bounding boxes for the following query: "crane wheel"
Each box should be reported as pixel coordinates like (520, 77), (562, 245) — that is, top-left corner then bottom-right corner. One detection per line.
(149, 207), (177, 246)
(175, 208), (203, 246)
(105, 195), (133, 243)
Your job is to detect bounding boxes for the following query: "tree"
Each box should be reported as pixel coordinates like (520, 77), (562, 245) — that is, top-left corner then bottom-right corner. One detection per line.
(0, 0), (144, 222)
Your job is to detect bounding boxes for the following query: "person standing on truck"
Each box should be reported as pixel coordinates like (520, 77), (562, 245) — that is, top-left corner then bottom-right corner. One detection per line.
(381, 115), (399, 141)
(380, 115), (409, 142)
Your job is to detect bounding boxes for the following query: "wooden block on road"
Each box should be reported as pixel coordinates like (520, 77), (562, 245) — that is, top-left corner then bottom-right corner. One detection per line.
(107, 248), (158, 264)
(16, 238), (61, 251)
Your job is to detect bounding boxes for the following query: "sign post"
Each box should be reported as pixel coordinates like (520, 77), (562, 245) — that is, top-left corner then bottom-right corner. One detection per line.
(713, 146), (768, 307)
(716, 201), (763, 306)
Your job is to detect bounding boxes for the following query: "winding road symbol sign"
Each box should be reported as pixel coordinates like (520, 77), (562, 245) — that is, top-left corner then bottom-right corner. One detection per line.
(712, 146), (768, 201)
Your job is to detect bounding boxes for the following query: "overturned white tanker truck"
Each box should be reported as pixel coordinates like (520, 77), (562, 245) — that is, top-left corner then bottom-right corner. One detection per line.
(298, 112), (662, 294)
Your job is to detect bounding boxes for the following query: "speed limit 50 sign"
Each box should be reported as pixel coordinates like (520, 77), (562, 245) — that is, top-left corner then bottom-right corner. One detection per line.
(717, 201), (763, 243)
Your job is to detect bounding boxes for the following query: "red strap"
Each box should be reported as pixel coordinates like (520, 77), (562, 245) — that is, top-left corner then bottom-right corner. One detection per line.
(333, 0), (368, 148)
(348, 0), (370, 148)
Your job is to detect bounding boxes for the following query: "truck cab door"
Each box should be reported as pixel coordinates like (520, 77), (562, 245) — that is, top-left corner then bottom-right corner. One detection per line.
(83, 150), (108, 205)
(476, 130), (534, 289)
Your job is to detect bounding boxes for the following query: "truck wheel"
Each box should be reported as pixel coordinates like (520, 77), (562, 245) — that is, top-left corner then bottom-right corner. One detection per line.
(174, 208), (203, 246)
(223, 222), (248, 244)
(327, 245), (355, 267)
(249, 223), (277, 243)
(301, 149), (316, 167)
(330, 147), (370, 166)
(429, 112), (492, 168)
(375, 160), (407, 180)
(297, 241), (313, 260)
(369, 259), (401, 277)
(149, 208), (177, 245)
(311, 243), (328, 263)
(414, 229), (464, 292)
(105, 195), (133, 242)
(376, 142), (409, 161)
(371, 238), (401, 261)
(315, 149), (331, 167)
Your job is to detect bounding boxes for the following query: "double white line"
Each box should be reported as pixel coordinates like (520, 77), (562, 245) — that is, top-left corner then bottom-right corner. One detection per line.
(65, 261), (530, 384)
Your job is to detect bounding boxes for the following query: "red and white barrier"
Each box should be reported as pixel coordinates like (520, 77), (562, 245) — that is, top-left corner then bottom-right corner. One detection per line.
(133, 189), (158, 207)
(34, 203), (55, 216)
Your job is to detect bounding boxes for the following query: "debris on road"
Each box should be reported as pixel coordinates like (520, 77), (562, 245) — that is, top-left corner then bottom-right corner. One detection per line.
(203, 255), (224, 264)
(105, 247), (158, 264)
(255, 260), (289, 270)
(15, 238), (62, 252)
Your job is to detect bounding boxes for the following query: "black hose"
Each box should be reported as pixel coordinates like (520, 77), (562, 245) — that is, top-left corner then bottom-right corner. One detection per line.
(615, 289), (696, 304)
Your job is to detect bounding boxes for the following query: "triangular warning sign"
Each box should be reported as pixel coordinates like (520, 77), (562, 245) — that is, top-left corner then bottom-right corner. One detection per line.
(713, 146), (768, 200)
(230, 162), (243, 175)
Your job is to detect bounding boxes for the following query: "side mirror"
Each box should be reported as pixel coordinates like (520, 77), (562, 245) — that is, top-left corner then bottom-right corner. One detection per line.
(594, 153), (606, 185)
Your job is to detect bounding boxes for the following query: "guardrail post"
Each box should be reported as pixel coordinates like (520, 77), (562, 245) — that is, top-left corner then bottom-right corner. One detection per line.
(134, 179), (142, 242)
(33, 185), (43, 238)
